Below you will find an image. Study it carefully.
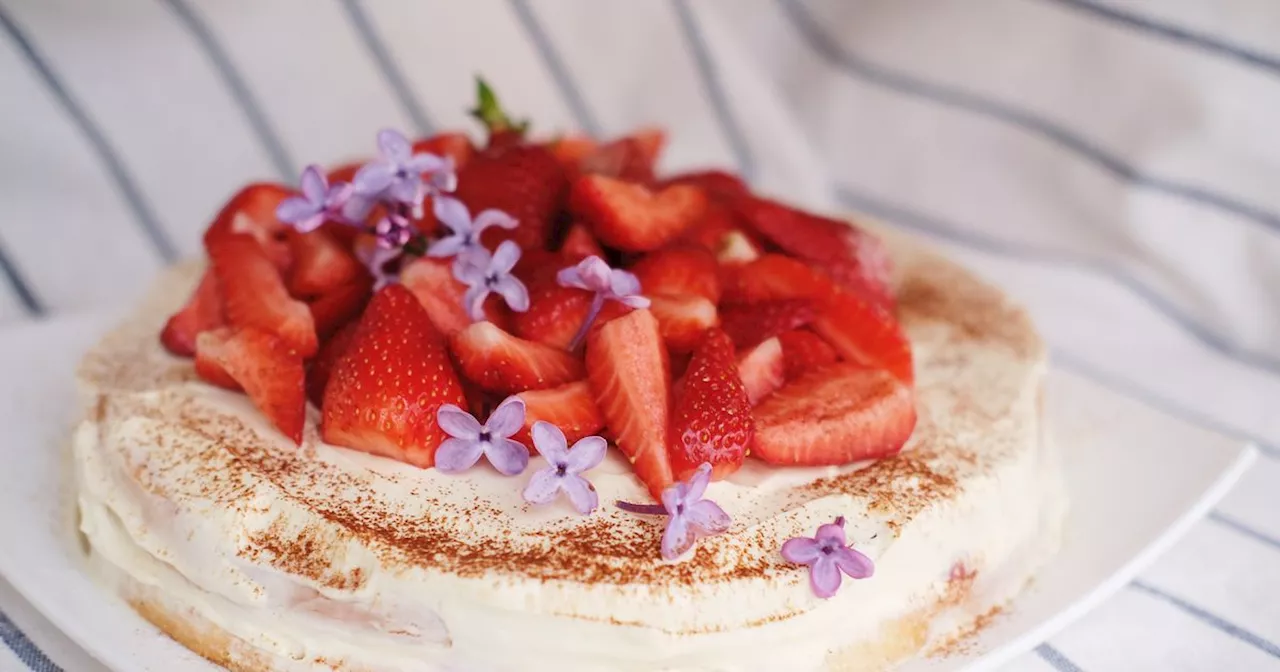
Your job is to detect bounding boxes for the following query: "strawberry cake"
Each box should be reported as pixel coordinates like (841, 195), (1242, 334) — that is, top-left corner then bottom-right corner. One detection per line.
(72, 80), (1065, 671)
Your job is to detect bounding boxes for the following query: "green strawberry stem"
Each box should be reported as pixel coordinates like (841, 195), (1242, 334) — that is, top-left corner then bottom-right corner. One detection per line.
(468, 76), (529, 141)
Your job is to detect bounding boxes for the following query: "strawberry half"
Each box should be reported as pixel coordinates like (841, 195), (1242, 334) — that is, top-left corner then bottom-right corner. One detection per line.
(812, 290), (914, 385)
(513, 381), (605, 449)
(512, 281), (629, 350)
(454, 145), (567, 250)
(647, 294), (719, 353)
(286, 230), (364, 299)
(208, 233), (317, 357)
(570, 175), (707, 252)
(307, 276), (373, 341)
(160, 269), (224, 357)
(195, 327), (306, 444)
(736, 337), (787, 406)
(202, 183), (293, 272)
(778, 329), (838, 380)
(720, 299), (815, 348)
(322, 285), (467, 468)
(449, 321), (585, 394)
(668, 329), (754, 481)
(306, 321), (359, 407)
(559, 222), (605, 261)
(660, 170), (750, 202)
(721, 254), (834, 305)
(628, 245), (721, 303)
(586, 309), (673, 499)
(400, 257), (509, 336)
(578, 128), (665, 183)
(751, 364), (915, 466)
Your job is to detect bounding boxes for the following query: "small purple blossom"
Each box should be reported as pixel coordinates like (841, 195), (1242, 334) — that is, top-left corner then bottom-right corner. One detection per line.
(356, 244), (402, 290)
(426, 196), (518, 261)
(353, 129), (454, 213)
(557, 256), (650, 351)
(453, 241), (530, 321)
(617, 463), (730, 560)
(275, 165), (354, 233)
(435, 396), (530, 476)
(522, 423), (607, 514)
(781, 517), (874, 599)
(373, 212), (414, 250)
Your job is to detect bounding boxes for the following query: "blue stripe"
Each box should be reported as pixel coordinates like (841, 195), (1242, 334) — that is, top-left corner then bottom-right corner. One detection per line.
(833, 182), (1280, 380)
(336, 0), (435, 136)
(669, 0), (756, 181)
(0, 241), (42, 316)
(1208, 511), (1280, 552)
(778, 0), (1280, 240)
(0, 3), (177, 263)
(507, 0), (602, 137)
(1036, 643), (1085, 672)
(1131, 580), (1280, 659)
(162, 0), (295, 181)
(0, 611), (60, 672)
(1043, 0), (1280, 76)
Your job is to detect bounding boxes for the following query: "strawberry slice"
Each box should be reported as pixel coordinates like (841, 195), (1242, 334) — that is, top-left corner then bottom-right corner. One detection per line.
(586, 309), (673, 499)
(778, 329), (839, 380)
(679, 200), (738, 252)
(160, 269), (224, 357)
(578, 128), (665, 183)
(734, 196), (895, 309)
(400, 257), (509, 336)
(194, 329), (241, 391)
(736, 337), (786, 406)
(570, 175), (707, 252)
(628, 245), (721, 303)
(812, 291), (914, 385)
(547, 135), (598, 172)
(559, 222), (605, 261)
(660, 170), (750, 201)
(751, 364), (915, 466)
(413, 132), (475, 170)
(450, 321), (585, 394)
(322, 285), (467, 468)
(721, 254), (835, 305)
(202, 183), (293, 272)
(512, 281), (629, 350)
(208, 233), (317, 357)
(719, 299), (816, 348)
(668, 329), (754, 481)
(513, 381), (605, 449)
(286, 230), (364, 299)
(715, 229), (763, 266)
(306, 321), (359, 407)
(307, 276), (373, 341)
(647, 294), (719, 353)
(454, 145), (567, 250)
(195, 327), (306, 444)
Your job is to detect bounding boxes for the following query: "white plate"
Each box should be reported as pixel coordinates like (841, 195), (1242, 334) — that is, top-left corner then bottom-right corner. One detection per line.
(0, 313), (1256, 672)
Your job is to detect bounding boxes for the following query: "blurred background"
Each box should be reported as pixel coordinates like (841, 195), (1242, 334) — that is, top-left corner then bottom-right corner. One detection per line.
(0, 1), (1278, 670)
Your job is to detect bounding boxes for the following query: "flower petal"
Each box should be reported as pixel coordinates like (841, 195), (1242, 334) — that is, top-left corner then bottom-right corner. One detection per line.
(275, 196), (320, 224)
(576, 257), (613, 292)
(452, 253), (489, 285)
(433, 196), (472, 235)
(434, 437), (484, 473)
(299, 165), (327, 203)
(833, 547), (875, 580)
(485, 438), (530, 476)
(425, 234), (467, 259)
(342, 194), (375, 221)
(490, 240), (523, 275)
(814, 521), (848, 548)
(387, 178), (421, 206)
(809, 557), (843, 598)
(324, 182), (354, 210)
(462, 285), (490, 322)
(660, 481), (687, 516)
(436, 404), (483, 440)
(616, 294), (652, 310)
(564, 436), (607, 473)
(405, 152), (446, 174)
(560, 475), (599, 515)
(353, 161), (394, 196)
(486, 396), (527, 438)
(473, 209), (518, 235)
(556, 266), (588, 290)
(531, 421), (569, 464)
(780, 537), (822, 565)
(609, 269), (643, 298)
(521, 467), (563, 505)
(661, 514), (696, 560)
(685, 463), (713, 502)
(377, 128), (412, 162)
(493, 275), (529, 313)
(684, 499), (731, 536)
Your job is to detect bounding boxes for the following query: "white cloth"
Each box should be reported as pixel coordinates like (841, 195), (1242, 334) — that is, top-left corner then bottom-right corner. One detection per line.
(1, 0), (1278, 669)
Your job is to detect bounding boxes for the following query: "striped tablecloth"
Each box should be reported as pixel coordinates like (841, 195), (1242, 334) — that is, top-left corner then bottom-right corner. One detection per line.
(2, 1), (1278, 670)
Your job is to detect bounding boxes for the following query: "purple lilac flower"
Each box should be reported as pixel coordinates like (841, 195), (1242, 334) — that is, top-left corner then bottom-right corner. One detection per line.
(356, 244), (402, 291)
(275, 165), (354, 233)
(353, 129), (453, 214)
(781, 517), (874, 599)
(617, 463), (731, 560)
(556, 256), (650, 351)
(522, 422), (607, 515)
(426, 196), (518, 261)
(435, 396), (530, 476)
(453, 241), (530, 321)
(373, 211), (414, 250)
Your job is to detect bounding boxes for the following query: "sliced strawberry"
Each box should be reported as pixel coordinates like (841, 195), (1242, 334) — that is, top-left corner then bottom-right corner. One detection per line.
(306, 321), (359, 407)
(734, 196), (895, 309)
(413, 132), (475, 170)
(812, 290), (914, 385)
(660, 169), (749, 201)
(751, 364), (915, 466)
(668, 329), (753, 481)
(307, 276), (373, 341)
(559, 222), (605, 261)
(399, 257), (509, 336)
(454, 145), (567, 250)
(715, 229), (763, 266)
(286, 230), (365, 299)
(628, 245), (721, 303)
(647, 294), (719, 353)
(160, 269), (224, 357)
(579, 128), (665, 183)
(193, 328), (241, 391)
(570, 175), (707, 252)
(202, 183), (293, 272)
(778, 329), (839, 380)
(322, 285), (467, 468)
(195, 327), (306, 444)
(450, 321), (585, 394)
(721, 254), (835, 305)
(512, 281), (629, 350)
(586, 309), (673, 499)
(720, 299), (816, 348)
(736, 337), (786, 406)
(513, 381), (605, 449)
(208, 233), (317, 357)
(546, 135), (598, 172)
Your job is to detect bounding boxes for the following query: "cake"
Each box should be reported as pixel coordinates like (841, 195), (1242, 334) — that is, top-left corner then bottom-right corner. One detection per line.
(72, 79), (1065, 671)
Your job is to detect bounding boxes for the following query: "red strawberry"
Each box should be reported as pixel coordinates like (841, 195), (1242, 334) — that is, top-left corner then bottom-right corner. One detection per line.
(660, 170), (749, 201)
(559, 222), (605, 261)
(679, 200), (740, 251)
(194, 329), (241, 391)
(513, 381), (605, 449)
(721, 254), (834, 304)
(812, 291), (914, 385)
(202, 183), (293, 272)
(307, 276), (372, 341)
(195, 327), (306, 444)
(628, 245), (721, 303)
(668, 329), (754, 481)
(306, 321), (359, 407)
(413, 132), (475, 170)
(512, 281), (629, 350)
(454, 146), (567, 250)
(778, 330), (838, 380)
(322, 285), (468, 468)
(570, 175), (707, 252)
(449, 321), (585, 394)
(586, 309), (674, 499)
(286, 230), (364, 299)
(751, 364), (915, 466)
(469, 77), (530, 153)
(734, 196), (895, 309)
(160, 269), (224, 357)
(736, 337), (786, 406)
(719, 299), (816, 348)
(208, 233), (317, 357)
(547, 135), (598, 172)
(327, 162), (361, 184)
(399, 257), (509, 336)
(578, 128), (665, 183)
(647, 294), (719, 353)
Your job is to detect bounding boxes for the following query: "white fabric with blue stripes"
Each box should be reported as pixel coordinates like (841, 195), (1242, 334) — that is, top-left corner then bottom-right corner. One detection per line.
(1, 1), (1278, 669)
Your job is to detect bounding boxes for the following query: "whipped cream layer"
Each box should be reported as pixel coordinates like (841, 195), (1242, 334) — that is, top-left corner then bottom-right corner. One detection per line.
(74, 230), (1065, 672)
